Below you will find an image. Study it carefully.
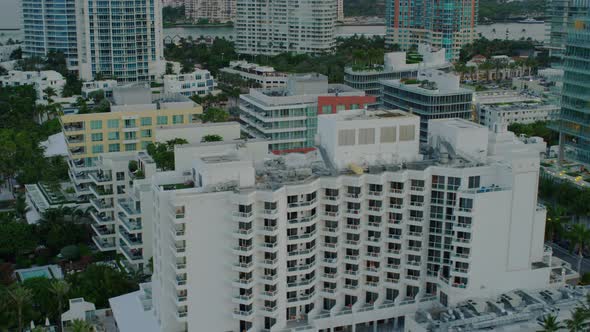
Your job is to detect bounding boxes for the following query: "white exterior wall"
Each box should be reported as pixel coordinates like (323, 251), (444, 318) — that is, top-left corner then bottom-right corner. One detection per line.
(154, 122), (241, 145)
(235, 0), (336, 55)
(163, 70), (218, 97)
(144, 124), (553, 331)
(318, 111), (421, 169)
(0, 70), (66, 99)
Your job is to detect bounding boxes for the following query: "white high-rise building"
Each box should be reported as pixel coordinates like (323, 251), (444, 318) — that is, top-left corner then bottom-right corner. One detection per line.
(76, 0), (165, 82)
(234, 0), (337, 55)
(109, 109), (563, 332)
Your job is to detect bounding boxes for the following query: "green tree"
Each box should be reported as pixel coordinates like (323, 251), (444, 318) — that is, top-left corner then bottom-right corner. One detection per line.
(200, 107), (229, 123)
(21, 277), (57, 324)
(69, 319), (93, 332)
(7, 284), (33, 332)
(67, 264), (139, 308)
(146, 138), (188, 171)
(538, 314), (563, 332)
(0, 220), (37, 259)
(545, 205), (567, 241)
(49, 280), (71, 326)
(564, 307), (589, 331)
(202, 134), (223, 142)
(165, 62), (175, 75)
(567, 224), (590, 273)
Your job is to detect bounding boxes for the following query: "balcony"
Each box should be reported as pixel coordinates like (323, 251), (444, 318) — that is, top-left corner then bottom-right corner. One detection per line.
(172, 243), (187, 255)
(232, 245), (253, 254)
(287, 198), (317, 208)
(91, 224), (116, 238)
(119, 199), (141, 216)
(233, 227), (254, 238)
(233, 309), (254, 320)
(90, 185), (114, 198)
(92, 236), (116, 252)
(90, 198), (113, 212)
(90, 210), (114, 224)
(323, 211), (340, 220)
(171, 261), (187, 272)
(118, 213), (142, 233)
(232, 211), (254, 222)
(120, 244), (143, 261)
(89, 172), (113, 184)
(232, 261), (253, 272)
(232, 293), (254, 304)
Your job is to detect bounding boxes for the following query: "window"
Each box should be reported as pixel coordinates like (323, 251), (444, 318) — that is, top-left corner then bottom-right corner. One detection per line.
(157, 116), (168, 125)
(141, 117), (152, 126)
(124, 132), (136, 140)
(338, 129), (355, 146)
(358, 128), (375, 145)
(107, 119), (119, 128)
(124, 119), (136, 128)
(350, 104), (360, 109)
(108, 144), (120, 152)
(90, 120), (102, 130)
(108, 132), (119, 141)
(91, 133), (103, 141)
(141, 141), (150, 149)
(399, 125), (415, 141)
(92, 144), (103, 153)
(321, 105), (333, 114)
(124, 143), (137, 151)
(380, 127), (396, 143)
(141, 129), (152, 138)
(336, 104), (346, 112)
(172, 115), (184, 124)
(468, 176), (480, 189)
(116, 172), (125, 181)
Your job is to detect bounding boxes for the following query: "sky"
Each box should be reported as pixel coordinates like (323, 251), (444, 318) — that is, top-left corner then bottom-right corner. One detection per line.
(0, 0), (20, 30)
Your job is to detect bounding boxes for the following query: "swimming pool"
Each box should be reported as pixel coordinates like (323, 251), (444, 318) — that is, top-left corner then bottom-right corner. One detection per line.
(15, 265), (61, 282)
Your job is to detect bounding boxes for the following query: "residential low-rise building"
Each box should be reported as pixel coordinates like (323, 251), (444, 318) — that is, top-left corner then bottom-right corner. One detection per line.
(0, 70), (66, 100)
(344, 45), (450, 108)
(60, 85), (203, 201)
(239, 73), (375, 153)
(82, 80), (118, 99)
(163, 69), (219, 97)
(381, 70), (473, 142)
(473, 90), (557, 127)
(220, 61), (288, 89)
(479, 101), (560, 131)
(110, 110), (560, 332)
(463, 55), (533, 82)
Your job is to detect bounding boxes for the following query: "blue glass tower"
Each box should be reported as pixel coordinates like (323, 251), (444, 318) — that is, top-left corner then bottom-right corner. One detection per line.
(22, 0), (78, 67)
(555, 9), (590, 164)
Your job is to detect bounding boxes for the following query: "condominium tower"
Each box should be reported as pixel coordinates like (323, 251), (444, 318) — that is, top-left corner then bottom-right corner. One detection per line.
(185, 0), (236, 23)
(546, 0), (590, 59)
(385, 0), (478, 61)
(21, 0), (79, 69)
(76, 0), (165, 82)
(554, 10), (590, 165)
(234, 0), (337, 55)
(110, 109), (558, 332)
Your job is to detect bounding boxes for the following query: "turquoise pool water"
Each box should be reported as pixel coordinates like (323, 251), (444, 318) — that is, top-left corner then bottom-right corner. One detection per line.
(18, 267), (52, 281)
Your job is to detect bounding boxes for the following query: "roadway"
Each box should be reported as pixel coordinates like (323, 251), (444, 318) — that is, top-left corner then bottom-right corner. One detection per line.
(549, 242), (590, 275)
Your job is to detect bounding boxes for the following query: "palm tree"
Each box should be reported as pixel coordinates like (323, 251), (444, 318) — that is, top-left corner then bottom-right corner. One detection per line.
(538, 314), (563, 332)
(545, 205), (567, 241)
(478, 61), (494, 81)
(564, 307), (589, 331)
(7, 285), (33, 332)
(50, 280), (70, 328)
(69, 319), (93, 332)
(567, 224), (590, 273)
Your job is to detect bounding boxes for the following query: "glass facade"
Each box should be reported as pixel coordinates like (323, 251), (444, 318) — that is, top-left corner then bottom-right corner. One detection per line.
(554, 10), (590, 165)
(22, 0), (78, 66)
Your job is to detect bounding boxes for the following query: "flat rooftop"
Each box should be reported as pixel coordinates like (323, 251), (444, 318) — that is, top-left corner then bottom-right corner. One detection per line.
(327, 109), (415, 121)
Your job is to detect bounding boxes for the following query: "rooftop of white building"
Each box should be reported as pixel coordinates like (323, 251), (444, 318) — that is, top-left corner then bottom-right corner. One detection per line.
(223, 60), (286, 76)
(408, 285), (589, 332)
(474, 90), (541, 105)
(160, 110), (546, 194)
(107, 85), (198, 112)
(382, 69), (473, 95)
(243, 73), (365, 106)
